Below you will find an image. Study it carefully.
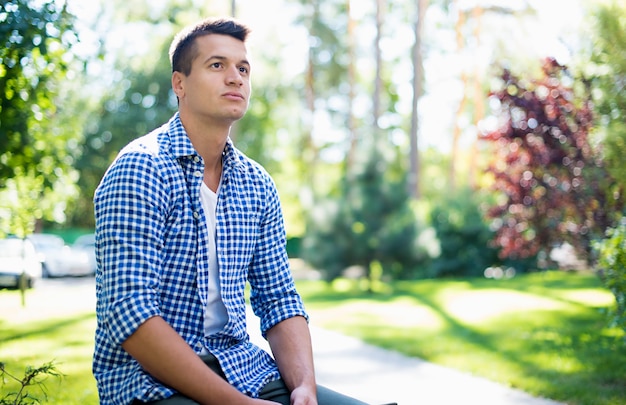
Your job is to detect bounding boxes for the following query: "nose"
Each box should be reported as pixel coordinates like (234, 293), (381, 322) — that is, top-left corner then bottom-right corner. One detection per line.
(226, 65), (243, 86)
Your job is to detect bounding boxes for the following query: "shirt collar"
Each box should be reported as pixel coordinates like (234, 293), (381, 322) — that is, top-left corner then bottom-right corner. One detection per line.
(167, 113), (242, 172)
(167, 113), (197, 160)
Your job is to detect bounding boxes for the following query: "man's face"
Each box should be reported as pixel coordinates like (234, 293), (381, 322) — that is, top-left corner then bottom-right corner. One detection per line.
(173, 34), (251, 124)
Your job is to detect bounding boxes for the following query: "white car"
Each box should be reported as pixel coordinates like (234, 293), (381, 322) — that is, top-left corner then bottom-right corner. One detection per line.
(29, 233), (92, 277)
(0, 238), (43, 289)
(72, 233), (96, 275)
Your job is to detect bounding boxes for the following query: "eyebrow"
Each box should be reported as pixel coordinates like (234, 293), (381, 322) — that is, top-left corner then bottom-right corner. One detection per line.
(204, 55), (250, 67)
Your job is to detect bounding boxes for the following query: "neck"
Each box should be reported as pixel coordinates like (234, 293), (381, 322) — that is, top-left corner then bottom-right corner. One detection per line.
(180, 111), (230, 159)
(178, 111), (231, 192)
(203, 156), (223, 193)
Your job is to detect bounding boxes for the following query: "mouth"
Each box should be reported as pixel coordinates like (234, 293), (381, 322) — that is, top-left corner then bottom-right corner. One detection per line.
(223, 92), (245, 101)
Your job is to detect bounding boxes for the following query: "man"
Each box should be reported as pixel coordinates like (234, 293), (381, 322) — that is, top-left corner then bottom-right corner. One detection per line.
(92, 17), (369, 405)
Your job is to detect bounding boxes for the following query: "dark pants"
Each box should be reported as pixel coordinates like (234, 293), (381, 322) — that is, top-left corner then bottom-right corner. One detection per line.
(134, 354), (369, 405)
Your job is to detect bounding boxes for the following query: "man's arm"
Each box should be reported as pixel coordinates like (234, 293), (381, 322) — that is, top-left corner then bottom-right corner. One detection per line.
(122, 316), (278, 405)
(266, 316), (318, 405)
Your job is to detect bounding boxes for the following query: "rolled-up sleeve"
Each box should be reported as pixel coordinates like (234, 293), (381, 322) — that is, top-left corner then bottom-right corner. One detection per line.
(247, 175), (308, 336)
(95, 151), (167, 345)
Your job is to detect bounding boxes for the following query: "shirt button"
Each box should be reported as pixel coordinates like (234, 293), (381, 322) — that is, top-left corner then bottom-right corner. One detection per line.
(193, 156), (200, 163)
(194, 171), (202, 177)
(193, 211), (200, 219)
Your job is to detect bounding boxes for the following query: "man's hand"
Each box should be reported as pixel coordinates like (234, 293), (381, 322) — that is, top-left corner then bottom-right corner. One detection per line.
(266, 316), (317, 405)
(289, 385), (317, 405)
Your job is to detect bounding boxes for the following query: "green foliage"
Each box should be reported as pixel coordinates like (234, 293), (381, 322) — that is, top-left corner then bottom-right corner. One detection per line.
(594, 220), (626, 335)
(70, 37), (177, 228)
(0, 361), (63, 405)
(482, 58), (623, 263)
(417, 148), (452, 203)
(294, 0), (349, 106)
(301, 142), (425, 283)
(588, 1), (626, 191)
(0, 0), (82, 236)
(429, 187), (500, 277)
(235, 76), (301, 176)
(0, 0), (75, 182)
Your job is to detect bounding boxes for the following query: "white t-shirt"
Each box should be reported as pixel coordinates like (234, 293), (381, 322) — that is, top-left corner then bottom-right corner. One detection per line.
(199, 181), (229, 336)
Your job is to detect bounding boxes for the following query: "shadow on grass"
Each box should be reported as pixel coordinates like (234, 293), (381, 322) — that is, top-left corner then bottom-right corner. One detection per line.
(298, 274), (626, 404)
(0, 312), (95, 344)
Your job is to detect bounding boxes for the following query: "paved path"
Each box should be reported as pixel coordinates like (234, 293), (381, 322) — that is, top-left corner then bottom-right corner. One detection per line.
(247, 308), (566, 405)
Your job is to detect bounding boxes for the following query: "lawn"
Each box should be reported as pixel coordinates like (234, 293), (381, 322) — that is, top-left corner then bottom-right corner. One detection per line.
(0, 280), (98, 404)
(0, 271), (624, 405)
(298, 271), (626, 405)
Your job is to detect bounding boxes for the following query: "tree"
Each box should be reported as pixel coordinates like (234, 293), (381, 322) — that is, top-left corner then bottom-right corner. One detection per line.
(594, 220), (626, 335)
(70, 0), (220, 227)
(587, 1), (626, 192)
(585, 0), (626, 333)
(70, 36), (178, 228)
(0, 0), (81, 236)
(448, 2), (537, 192)
(301, 141), (422, 286)
(295, 0), (351, 197)
(408, 0), (428, 199)
(482, 58), (623, 264)
(429, 186), (499, 277)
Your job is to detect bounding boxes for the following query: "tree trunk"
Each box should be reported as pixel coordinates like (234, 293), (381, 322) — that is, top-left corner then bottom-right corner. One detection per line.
(301, 0), (321, 200)
(346, 0), (358, 170)
(450, 0), (467, 191)
(409, 0), (428, 199)
(469, 5), (484, 189)
(373, 0), (383, 131)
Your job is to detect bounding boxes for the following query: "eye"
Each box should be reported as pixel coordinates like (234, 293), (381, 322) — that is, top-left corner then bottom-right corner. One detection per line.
(210, 62), (223, 69)
(238, 66), (249, 74)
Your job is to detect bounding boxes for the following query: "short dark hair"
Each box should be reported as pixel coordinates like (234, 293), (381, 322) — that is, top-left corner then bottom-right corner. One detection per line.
(169, 17), (251, 75)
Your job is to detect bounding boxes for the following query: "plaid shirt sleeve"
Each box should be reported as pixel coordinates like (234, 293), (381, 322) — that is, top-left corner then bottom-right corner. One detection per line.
(245, 169), (308, 335)
(95, 150), (167, 345)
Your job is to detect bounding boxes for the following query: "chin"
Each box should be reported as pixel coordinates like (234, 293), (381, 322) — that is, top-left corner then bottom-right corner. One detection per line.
(230, 110), (247, 120)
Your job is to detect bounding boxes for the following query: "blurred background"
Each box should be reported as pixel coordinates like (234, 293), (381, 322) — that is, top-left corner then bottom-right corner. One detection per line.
(1, 0), (625, 284)
(3, 1), (626, 404)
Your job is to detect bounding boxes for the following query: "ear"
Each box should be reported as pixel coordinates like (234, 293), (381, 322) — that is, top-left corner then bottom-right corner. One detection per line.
(172, 71), (185, 99)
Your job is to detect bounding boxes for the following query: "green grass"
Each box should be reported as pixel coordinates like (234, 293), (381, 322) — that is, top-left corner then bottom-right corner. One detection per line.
(0, 284), (98, 404)
(298, 271), (626, 405)
(1, 272), (624, 405)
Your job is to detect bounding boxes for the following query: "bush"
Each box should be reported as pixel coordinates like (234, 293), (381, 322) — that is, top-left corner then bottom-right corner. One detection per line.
(594, 219), (626, 335)
(429, 187), (500, 278)
(301, 143), (424, 283)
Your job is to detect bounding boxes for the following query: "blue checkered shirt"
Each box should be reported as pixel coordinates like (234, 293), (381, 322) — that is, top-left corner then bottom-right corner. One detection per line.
(92, 113), (308, 405)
